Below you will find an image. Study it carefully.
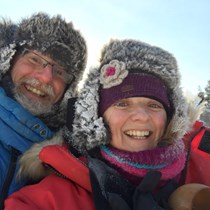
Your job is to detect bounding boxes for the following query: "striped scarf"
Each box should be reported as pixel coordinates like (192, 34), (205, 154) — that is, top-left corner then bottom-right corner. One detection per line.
(100, 139), (186, 185)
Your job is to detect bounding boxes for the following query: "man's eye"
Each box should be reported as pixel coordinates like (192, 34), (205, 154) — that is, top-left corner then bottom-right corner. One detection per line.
(55, 69), (63, 76)
(28, 55), (42, 65)
(53, 67), (65, 77)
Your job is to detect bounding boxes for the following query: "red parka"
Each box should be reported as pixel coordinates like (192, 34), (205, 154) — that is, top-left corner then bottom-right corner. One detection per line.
(183, 120), (210, 186)
(4, 145), (95, 210)
(5, 121), (210, 209)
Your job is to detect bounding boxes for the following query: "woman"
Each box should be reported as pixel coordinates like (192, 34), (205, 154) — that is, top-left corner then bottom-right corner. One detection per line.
(4, 39), (196, 210)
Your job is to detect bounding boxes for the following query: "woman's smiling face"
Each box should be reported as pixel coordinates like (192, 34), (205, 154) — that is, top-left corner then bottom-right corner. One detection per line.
(103, 97), (167, 152)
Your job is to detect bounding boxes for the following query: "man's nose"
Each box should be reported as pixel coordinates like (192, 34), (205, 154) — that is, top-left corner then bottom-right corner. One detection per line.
(36, 64), (54, 83)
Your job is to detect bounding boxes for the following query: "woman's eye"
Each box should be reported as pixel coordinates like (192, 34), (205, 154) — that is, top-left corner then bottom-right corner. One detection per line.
(149, 103), (163, 109)
(114, 101), (128, 107)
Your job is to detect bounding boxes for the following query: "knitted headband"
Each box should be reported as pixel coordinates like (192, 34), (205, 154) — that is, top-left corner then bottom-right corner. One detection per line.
(99, 62), (172, 117)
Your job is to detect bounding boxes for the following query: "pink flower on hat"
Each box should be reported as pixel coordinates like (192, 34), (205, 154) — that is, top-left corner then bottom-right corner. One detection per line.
(105, 67), (116, 76)
(100, 59), (128, 89)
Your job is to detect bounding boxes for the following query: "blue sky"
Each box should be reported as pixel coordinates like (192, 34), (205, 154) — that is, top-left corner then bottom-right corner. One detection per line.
(1, 0), (209, 94)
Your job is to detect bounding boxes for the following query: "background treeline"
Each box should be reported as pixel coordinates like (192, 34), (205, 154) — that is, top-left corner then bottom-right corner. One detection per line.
(198, 80), (210, 126)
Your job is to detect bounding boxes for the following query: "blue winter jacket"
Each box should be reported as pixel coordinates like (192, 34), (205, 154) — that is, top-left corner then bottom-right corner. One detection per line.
(0, 87), (53, 197)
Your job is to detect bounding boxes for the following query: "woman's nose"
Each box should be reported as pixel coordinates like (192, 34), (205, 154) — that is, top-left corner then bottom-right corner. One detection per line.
(130, 106), (150, 121)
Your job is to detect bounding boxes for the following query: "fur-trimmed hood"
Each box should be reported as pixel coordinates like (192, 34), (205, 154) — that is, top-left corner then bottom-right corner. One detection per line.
(0, 12), (87, 129)
(65, 39), (197, 154)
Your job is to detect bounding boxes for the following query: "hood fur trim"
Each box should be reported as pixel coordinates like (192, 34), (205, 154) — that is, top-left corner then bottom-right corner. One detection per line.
(67, 39), (194, 154)
(17, 131), (63, 181)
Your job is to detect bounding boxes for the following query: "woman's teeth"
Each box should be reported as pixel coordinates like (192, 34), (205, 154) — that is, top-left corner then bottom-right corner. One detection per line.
(125, 130), (150, 139)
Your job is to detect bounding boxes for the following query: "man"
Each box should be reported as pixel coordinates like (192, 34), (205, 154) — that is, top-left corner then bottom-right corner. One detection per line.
(0, 12), (87, 204)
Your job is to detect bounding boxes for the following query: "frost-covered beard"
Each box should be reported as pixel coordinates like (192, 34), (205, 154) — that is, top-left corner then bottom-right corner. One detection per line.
(13, 78), (55, 116)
